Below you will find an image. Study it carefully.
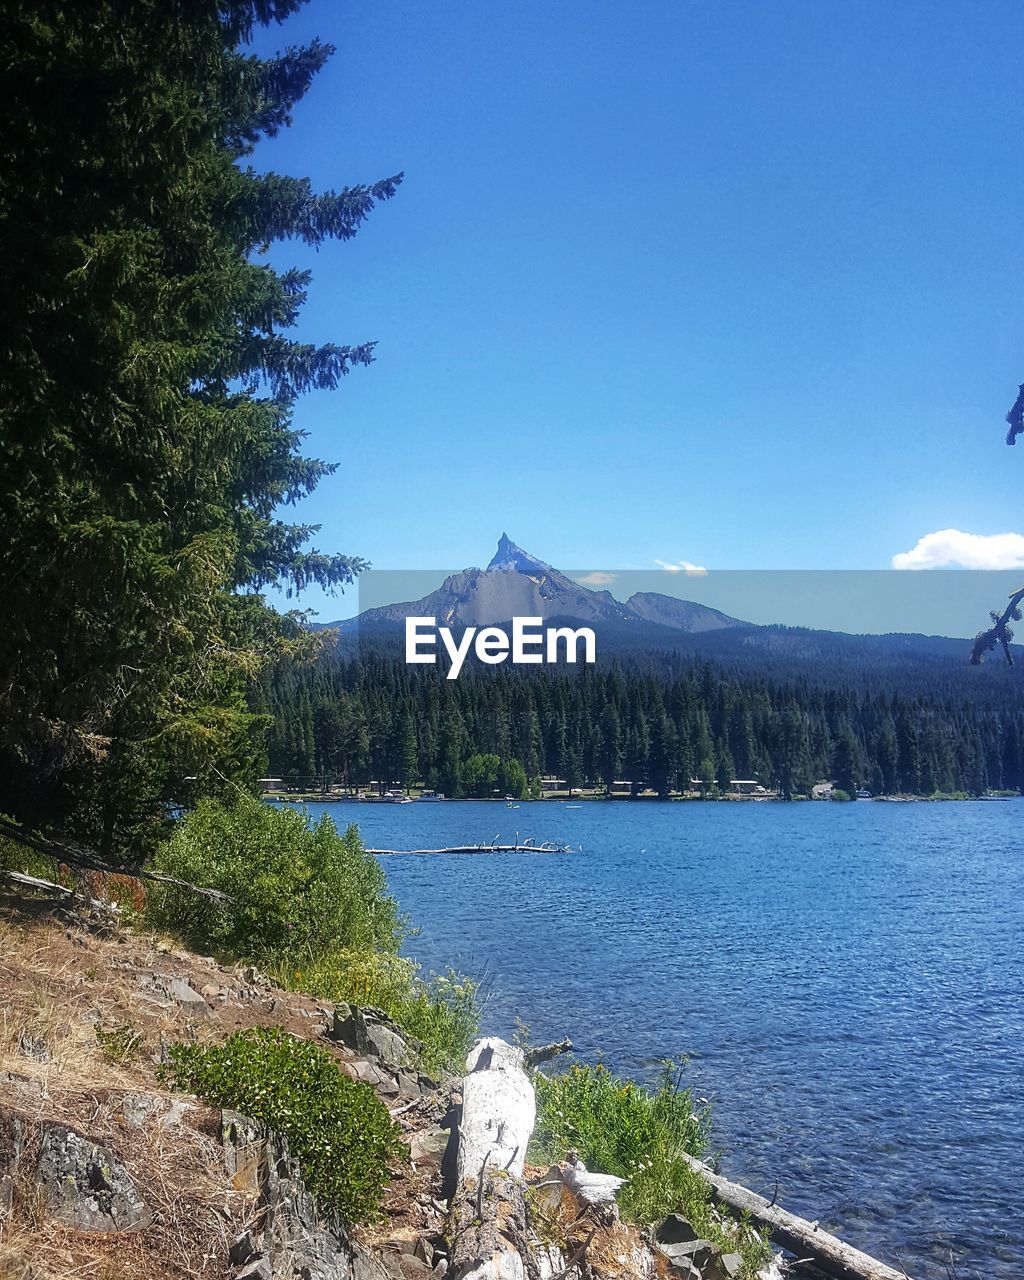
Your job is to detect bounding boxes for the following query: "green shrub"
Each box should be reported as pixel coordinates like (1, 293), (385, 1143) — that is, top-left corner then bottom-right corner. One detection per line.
(146, 798), (402, 966)
(161, 1027), (404, 1223)
(274, 949), (480, 1076)
(95, 1021), (144, 1065)
(531, 1061), (771, 1277)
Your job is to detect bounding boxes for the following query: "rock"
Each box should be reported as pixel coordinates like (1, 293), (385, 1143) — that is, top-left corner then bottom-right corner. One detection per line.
(222, 1111), (267, 1193)
(35, 1123), (151, 1232)
(387, 1258), (432, 1280)
(409, 1128), (450, 1169)
(230, 1229), (258, 1265)
(657, 1213), (701, 1246)
(221, 1111), (390, 1280)
(17, 1033), (52, 1062)
(168, 976), (212, 1018)
(396, 1071), (423, 1100)
(718, 1253), (744, 1279)
(235, 1260), (272, 1280)
(330, 1004), (418, 1072)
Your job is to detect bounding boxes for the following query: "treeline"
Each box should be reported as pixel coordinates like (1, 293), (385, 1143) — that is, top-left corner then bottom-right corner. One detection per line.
(261, 647), (1024, 798)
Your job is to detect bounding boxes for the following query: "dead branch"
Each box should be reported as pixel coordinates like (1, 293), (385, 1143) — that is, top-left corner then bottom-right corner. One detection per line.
(1005, 382), (1024, 446)
(0, 818), (233, 902)
(970, 584), (1024, 666)
(547, 1226), (597, 1280)
(524, 1038), (573, 1068)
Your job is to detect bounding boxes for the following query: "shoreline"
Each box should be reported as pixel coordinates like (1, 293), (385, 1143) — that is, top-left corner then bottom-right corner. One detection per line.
(264, 790), (1019, 805)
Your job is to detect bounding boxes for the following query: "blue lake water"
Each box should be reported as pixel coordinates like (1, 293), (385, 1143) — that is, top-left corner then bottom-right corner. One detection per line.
(293, 798), (1023, 1280)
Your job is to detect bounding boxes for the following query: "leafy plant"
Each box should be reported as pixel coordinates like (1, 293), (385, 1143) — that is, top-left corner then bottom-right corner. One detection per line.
(531, 1061), (771, 1277)
(146, 799), (402, 967)
(277, 950), (480, 1076)
(161, 1027), (404, 1223)
(95, 1021), (145, 1065)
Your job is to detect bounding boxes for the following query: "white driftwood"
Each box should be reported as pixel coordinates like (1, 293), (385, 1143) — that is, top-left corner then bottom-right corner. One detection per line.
(451, 1038), (547, 1280)
(457, 1038), (535, 1182)
(563, 1159), (625, 1211)
(679, 1152), (914, 1280)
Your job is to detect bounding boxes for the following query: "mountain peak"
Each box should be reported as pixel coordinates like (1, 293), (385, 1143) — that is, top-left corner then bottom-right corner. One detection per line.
(486, 534), (551, 575)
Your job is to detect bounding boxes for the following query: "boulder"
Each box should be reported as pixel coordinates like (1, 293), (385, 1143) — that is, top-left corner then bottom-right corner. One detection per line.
(167, 976), (212, 1019)
(657, 1213), (701, 1246)
(220, 1111), (390, 1280)
(330, 1005), (418, 1072)
(35, 1123), (151, 1232)
(409, 1127), (450, 1169)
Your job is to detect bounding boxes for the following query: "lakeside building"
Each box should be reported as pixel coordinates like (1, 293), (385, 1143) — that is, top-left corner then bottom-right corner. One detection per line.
(539, 776), (568, 794)
(728, 779), (771, 797)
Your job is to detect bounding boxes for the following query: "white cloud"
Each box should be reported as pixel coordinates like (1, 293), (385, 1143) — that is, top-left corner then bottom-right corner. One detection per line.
(576, 571), (617, 586)
(655, 558), (708, 577)
(891, 528), (1024, 571)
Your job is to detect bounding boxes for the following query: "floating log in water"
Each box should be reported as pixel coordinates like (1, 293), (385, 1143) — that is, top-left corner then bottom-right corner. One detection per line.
(365, 840), (572, 856)
(678, 1152), (914, 1280)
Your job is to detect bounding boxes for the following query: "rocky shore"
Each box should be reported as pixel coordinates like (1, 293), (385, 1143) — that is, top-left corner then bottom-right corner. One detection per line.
(0, 896), (906, 1280)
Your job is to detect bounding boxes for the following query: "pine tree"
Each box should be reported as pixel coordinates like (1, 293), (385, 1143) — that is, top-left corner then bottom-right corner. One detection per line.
(0, 1), (401, 854)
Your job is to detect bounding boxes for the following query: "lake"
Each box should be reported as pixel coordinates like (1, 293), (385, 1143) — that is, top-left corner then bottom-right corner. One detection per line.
(292, 797), (1023, 1280)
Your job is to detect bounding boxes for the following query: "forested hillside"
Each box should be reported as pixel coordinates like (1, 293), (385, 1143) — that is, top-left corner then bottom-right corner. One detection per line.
(262, 644), (1024, 798)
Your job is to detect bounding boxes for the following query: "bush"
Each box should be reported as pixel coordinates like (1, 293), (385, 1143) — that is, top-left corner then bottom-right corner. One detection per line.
(531, 1061), (771, 1276)
(146, 798), (402, 966)
(147, 797), (480, 1075)
(276, 950), (480, 1076)
(161, 1027), (404, 1223)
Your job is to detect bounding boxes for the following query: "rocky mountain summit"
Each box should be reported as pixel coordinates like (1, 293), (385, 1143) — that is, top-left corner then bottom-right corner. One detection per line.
(338, 536), (745, 637)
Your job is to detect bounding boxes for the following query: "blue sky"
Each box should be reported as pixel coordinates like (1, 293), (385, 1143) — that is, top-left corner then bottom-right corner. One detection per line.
(251, 1), (1024, 622)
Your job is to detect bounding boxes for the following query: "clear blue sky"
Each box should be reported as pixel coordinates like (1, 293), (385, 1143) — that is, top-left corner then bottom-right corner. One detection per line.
(251, 1), (1024, 621)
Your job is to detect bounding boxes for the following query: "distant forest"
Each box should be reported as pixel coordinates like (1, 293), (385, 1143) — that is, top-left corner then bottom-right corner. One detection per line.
(260, 643), (1024, 798)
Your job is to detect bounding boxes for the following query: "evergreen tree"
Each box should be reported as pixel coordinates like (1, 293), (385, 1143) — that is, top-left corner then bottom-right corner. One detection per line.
(0, 1), (400, 855)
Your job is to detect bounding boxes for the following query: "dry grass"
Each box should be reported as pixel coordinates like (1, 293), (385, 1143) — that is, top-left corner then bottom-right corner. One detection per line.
(0, 895), (450, 1279)
(0, 900), (295, 1278)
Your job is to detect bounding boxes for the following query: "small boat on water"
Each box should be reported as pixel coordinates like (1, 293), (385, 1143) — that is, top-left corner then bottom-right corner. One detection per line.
(383, 789), (414, 804)
(417, 790), (445, 802)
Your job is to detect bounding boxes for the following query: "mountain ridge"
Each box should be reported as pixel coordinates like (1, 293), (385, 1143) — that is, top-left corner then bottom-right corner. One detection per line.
(329, 535), (745, 636)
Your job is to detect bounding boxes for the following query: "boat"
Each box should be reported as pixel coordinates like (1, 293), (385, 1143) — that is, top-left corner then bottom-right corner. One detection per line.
(417, 790), (445, 802)
(383, 789), (414, 804)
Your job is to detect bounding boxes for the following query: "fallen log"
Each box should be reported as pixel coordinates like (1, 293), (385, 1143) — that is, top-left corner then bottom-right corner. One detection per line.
(679, 1152), (913, 1280)
(450, 1037), (561, 1280)
(2, 868), (111, 913)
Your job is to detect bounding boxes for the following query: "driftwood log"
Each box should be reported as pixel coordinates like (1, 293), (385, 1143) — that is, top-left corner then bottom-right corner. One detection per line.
(679, 1153), (913, 1280)
(450, 1038), (560, 1280)
(366, 843), (571, 856)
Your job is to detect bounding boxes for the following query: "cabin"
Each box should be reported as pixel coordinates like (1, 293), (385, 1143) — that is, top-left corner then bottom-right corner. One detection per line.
(539, 775), (567, 794)
(608, 779), (635, 797)
(729, 779), (770, 797)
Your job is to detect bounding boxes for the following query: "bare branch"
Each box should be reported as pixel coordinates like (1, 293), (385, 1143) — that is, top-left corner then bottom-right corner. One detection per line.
(970, 585), (1024, 666)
